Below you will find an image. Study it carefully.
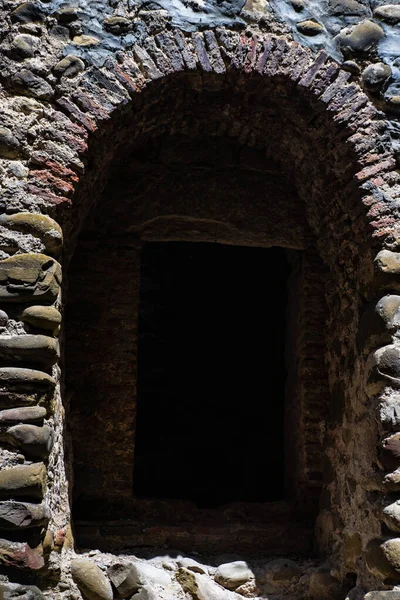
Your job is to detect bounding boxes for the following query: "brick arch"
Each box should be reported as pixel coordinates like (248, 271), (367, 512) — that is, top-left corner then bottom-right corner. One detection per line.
(0, 27), (399, 595)
(26, 31), (397, 256)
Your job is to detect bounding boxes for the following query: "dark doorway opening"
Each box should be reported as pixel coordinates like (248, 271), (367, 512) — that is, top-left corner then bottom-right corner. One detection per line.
(134, 242), (290, 508)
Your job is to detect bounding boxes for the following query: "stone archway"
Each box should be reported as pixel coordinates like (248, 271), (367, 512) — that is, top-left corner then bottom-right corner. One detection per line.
(0, 28), (399, 597)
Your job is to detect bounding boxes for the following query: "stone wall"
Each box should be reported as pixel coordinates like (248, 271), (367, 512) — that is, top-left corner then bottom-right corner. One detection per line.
(0, 0), (398, 597)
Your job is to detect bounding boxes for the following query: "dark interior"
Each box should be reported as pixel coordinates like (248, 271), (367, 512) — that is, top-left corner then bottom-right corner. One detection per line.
(134, 241), (290, 508)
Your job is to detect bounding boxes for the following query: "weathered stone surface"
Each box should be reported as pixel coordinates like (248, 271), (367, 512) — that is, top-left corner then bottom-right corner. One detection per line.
(0, 500), (49, 529)
(362, 63), (392, 91)
(55, 6), (79, 22)
(0, 311), (8, 327)
(71, 558), (113, 600)
(11, 70), (53, 101)
(374, 5), (400, 24)
(177, 557), (208, 574)
(0, 582), (44, 599)
(3, 424), (52, 458)
(375, 250), (400, 275)
(383, 501), (400, 532)
(0, 213), (63, 257)
(263, 558), (302, 590)
(108, 561), (171, 596)
(0, 367), (55, 387)
(377, 295), (400, 329)
(365, 538), (399, 579)
(375, 345), (400, 379)
(0, 463), (46, 500)
(337, 20), (384, 54)
(367, 345), (400, 396)
(328, 0), (369, 16)
(10, 3), (43, 23)
(296, 20), (324, 35)
(131, 587), (158, 600)
(0, 538), (44, 570)
(103, 16), (130, 33)
(0, 335), (59, 366)
(0, 406), (46, 424)
(54, 55), (85, 78)
(380, 433), (400, 471)
(365, 592), (400, 600)
(382, 538), (400, 573)
(72, 35), (100, 46)
(309, 567), (346, 600)
(0, 254), (61, 303)
(10, 34), (37, 59)
(379, 392), (400, 430)
(214, 561), (254, 590)
(0, 127), (20, 159)
(22, 306), (61, 333)
(177, 568), (242, 600)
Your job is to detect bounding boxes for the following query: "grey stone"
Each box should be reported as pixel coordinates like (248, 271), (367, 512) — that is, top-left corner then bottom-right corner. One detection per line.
(346, 587), (366, 600)
(374, 5), (400, 24)
(0, 582), (44, 599)
(177, 568), (243, 600)
(383, 501), (400, 532)
(342, 60), (361, 74)
(0, 127), (20, 159)
(0, 462), (46, 500)
(55, 5), (79, 22)
(0, 335), (59, 366)
(10, 34), (37, 59)
(291, 0), (305, 11)
(10, 3), (44, 23)
(108, 561), (171, 596)
(54, 55), (85, 78)
(296, 20), (324, 35)
(375, 345), (400, 379)
(0, 406), (47, 424)
(11, 70), (54, 101)
(362, 63), (392, 91)
(337, 20), (384, 54)
(0, 213), (63, 257)
(131, 586), (158, 600)
(381, 538), (400, 573)
(71, 558), (113, 600)
(309, 567), (346, 600)
(215, 561), (254, 590)
(0, 500), (49, 529)
(178, 557), (208, 574)
(22, 306), (61, 333)
(103, 16), (130, 33)
(263, 558), (302, 589)
(365, 538), (398, 579)
(4, 424), (52, 458)
(328, 0), (369, 16)
(0, 537), (44, 570)
(365, 593), (400, 600)
(0, 310), (8, 326)
(0, 253), (62, 303)
(375, 250), (400, 274)
(376, 295), (400, 329)
(0, 367), (55, 387)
